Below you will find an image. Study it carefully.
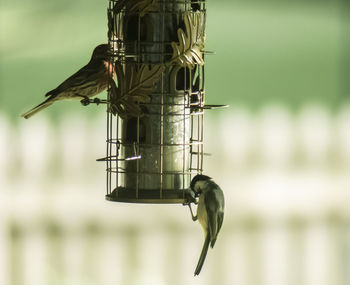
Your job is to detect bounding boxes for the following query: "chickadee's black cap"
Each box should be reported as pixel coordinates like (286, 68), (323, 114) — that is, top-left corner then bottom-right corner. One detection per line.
(190, 174), (212, 190)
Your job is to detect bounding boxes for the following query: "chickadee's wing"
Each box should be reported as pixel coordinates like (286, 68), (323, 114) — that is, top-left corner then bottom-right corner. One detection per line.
(211, 211), (224, 248)
(204, 190), (219, 246)
(217, 211), (224, 235)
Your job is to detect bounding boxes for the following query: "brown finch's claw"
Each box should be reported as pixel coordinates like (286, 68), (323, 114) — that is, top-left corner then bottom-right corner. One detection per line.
(80, 98), (90, 106)
(93, 98), (101, 105)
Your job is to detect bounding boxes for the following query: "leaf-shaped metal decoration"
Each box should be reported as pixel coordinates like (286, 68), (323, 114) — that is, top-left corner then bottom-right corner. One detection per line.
(112, 0), (127, 14)
(107, 9), (114, 39)
(113, 0), (158, 17)
(171, 12), (206, 69)
(109, 62), (164, 118)
(129, 0), (158, 17)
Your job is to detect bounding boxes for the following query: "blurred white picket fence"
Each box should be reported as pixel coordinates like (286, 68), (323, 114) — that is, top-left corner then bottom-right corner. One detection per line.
(1, 104), (350, 285)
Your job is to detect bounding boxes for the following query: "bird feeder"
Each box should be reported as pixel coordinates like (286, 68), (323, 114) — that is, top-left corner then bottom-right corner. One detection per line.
(97, 0), (223, 203)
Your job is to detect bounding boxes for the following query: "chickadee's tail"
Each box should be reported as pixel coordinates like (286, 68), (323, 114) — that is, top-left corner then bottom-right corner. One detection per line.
(21, 98), (54, 119)
(194, 234), (210, 276)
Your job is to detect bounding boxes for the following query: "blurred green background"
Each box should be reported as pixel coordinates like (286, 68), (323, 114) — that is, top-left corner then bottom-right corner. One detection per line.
(1, 1), (350, 285)
(1, 0), (348, 119)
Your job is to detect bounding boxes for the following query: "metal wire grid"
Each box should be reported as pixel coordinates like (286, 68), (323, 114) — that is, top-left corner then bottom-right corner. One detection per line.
(105, 0), (206, 203)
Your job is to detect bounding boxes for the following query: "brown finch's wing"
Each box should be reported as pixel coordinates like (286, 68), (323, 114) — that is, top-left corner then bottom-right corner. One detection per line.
(45, 60), (107, 97)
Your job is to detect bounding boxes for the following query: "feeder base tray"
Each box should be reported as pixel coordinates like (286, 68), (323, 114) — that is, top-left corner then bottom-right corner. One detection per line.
(106, 187), (187, 204)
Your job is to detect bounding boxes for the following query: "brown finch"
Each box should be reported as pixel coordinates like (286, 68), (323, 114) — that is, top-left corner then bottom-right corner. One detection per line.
(21, 44), (115, 119)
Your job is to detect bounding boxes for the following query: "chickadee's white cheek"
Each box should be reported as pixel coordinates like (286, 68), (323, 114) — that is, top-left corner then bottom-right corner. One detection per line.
(195, 181), (207, 192)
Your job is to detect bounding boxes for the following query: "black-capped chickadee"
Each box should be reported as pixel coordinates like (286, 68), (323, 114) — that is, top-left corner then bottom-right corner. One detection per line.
(186, 174), (225, 276)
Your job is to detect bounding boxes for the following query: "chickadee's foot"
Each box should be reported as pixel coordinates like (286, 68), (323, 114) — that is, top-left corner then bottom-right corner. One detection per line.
(184, 188), (197, 205)
(188, 204), (198, 221)
(183, 198), (197, 206)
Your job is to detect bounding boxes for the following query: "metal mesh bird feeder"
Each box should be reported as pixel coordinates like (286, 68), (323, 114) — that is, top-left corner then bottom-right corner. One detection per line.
(99, 0), (221, 203)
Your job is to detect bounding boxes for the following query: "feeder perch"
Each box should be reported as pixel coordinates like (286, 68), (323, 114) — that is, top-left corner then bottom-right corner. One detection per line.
(98, 0), (225, 203)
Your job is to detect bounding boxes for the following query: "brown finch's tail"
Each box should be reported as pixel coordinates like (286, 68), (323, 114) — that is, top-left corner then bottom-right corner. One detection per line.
(21, 97), (54, 119)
